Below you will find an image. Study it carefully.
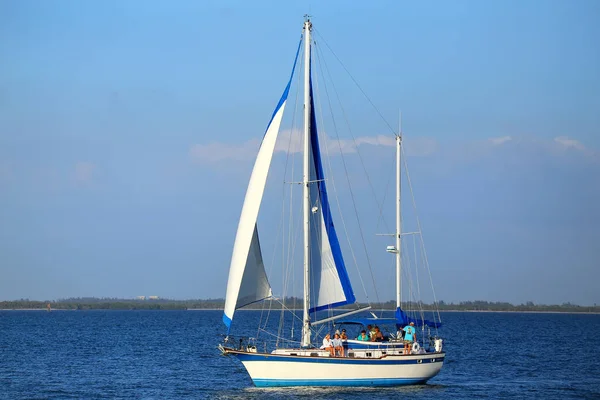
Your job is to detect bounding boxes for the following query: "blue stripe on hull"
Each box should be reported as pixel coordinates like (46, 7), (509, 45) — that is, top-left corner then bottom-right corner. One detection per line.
(235, 352), (445, 365)
(253, 377), (428, 387)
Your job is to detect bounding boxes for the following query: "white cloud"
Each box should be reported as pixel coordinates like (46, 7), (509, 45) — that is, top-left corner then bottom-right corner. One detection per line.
(188, 133), (597, 167)
(74, 162), (96, 184)
(403, 137), (439, 156)
(275, 129), (397, 155)
(274, 129), (303, 154)
(189, 139), (260, 164)
(189, 131), (438, 165)
(489, 136), (512, 146)
(553, 136), (587, 152)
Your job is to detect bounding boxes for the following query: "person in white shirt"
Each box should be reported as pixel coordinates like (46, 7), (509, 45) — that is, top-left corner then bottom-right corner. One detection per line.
(321, 333), (334, 356)
(332, 333), (344, 357)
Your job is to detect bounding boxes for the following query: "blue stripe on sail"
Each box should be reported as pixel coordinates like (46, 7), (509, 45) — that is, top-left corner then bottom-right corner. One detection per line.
(264, 37), (303, 133)
(223, 313), (232, 332)
(311, 300), (348, 313)
(308, 72), (356, 313)
(252, 378), (429, 387)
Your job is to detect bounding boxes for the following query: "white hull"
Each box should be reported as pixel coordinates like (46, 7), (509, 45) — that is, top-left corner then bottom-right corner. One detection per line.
(227, 349), (445, 387)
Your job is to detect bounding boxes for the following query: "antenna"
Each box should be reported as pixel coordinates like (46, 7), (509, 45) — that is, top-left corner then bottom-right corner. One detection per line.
(398, 109), (402, 138)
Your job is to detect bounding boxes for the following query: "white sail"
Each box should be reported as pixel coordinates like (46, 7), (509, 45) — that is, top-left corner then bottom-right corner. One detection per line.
(223, 100), (286, 329)
(309, 204), (353, 312)
(236, 224), (272, 309)
(307, 85), (355, 313)
(223, 41), (302, 330)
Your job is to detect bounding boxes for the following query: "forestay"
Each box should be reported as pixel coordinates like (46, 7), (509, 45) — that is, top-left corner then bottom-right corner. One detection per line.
(223, 41), (302, 331)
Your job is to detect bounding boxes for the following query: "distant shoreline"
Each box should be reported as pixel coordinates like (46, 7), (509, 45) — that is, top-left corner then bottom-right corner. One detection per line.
(2, 299), (598, 313)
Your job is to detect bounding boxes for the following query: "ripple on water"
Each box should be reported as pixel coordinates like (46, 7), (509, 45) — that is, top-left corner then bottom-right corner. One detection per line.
(1, 310), (599, 399)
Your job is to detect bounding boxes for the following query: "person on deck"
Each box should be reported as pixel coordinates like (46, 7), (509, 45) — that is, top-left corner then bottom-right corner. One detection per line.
(321, 333), (334, 356)
(372, 326), (384, 342)
(332, 333), (345, 357)
(357, 330), (369, 341)
(403, 322), (416, 354)
(396, 325), (405, 341)
(340, 329), (349, 354)
(367, 324), (376, 340)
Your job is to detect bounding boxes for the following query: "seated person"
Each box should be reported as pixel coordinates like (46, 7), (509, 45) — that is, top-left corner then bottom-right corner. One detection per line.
(367, 324), (376, 340)
(357, 330), (369, 341)
(321, 333), (334, 356)
(332, 333), (344, 357)
(372, 326), (384, 342)
(340, 329), (348, 340)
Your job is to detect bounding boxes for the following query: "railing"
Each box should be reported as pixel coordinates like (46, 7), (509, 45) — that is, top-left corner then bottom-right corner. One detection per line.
(220, 335), (304, 354)
(220, 334), (443, 355)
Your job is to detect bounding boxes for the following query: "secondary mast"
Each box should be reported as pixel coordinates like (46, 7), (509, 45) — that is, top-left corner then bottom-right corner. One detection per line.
(301, 16), (313, 347)
(396, 114), (402, 309)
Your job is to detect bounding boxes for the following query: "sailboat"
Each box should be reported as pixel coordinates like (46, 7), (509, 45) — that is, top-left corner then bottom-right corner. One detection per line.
(219, 17), (445, 387)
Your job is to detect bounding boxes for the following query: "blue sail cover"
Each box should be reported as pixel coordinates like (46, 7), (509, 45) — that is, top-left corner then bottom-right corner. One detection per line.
(308, 72), (356, 314)
(395, 307), (441, 328)
(337, 309), (441, 329)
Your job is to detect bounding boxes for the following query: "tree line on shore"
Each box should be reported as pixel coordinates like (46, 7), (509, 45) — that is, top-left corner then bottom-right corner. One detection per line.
(1, 297), (598, 313)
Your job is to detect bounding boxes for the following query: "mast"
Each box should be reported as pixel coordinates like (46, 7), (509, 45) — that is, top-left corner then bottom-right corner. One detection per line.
(301, 16), (312, 347)
(396, 113), (402, 309)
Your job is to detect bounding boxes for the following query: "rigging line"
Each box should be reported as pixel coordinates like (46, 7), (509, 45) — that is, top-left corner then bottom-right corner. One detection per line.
(315, 36), (393, 236)
(260, 298), (274, 339)
(282, 49), (306, 341)
(405, 236), (426, 326)
(313, 29), (397, 136)
(401, 234), (413, 311)
(284, 132), (301, 340)
(402, 145), (442, 326)
(284, 180), (304, 321)
(413, 229), (422, 317)
(265, 157), (290, 335)
(272, 297), (305, 324)
(404, 240), (426, 327)
(260, 46), (306, 341)
(257, 327), (302, 345)
(313, 42), (374, 305)
(314, 41), (381, 305)
(279, 48), (305, 342)
(281, 180), (296, 342)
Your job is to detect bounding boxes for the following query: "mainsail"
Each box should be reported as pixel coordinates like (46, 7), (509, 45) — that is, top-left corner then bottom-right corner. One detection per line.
(223, 41), (302, 331)
(307, 75), (356, 313)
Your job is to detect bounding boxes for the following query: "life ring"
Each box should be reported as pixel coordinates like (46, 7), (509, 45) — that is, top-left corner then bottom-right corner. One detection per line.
(411, 342), (420, 353)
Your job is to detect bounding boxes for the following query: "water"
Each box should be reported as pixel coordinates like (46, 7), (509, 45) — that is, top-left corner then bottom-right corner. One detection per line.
(1, 310), (599, 399)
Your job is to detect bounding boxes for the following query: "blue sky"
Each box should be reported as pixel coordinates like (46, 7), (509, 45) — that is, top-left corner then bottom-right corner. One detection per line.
(1, 0), (599, 305)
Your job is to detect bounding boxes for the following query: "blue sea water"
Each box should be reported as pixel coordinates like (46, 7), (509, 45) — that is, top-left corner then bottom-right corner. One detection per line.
(1, 310), (599, 399)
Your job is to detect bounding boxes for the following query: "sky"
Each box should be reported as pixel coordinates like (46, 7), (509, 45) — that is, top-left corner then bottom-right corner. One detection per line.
(0, 0), (599, 305)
